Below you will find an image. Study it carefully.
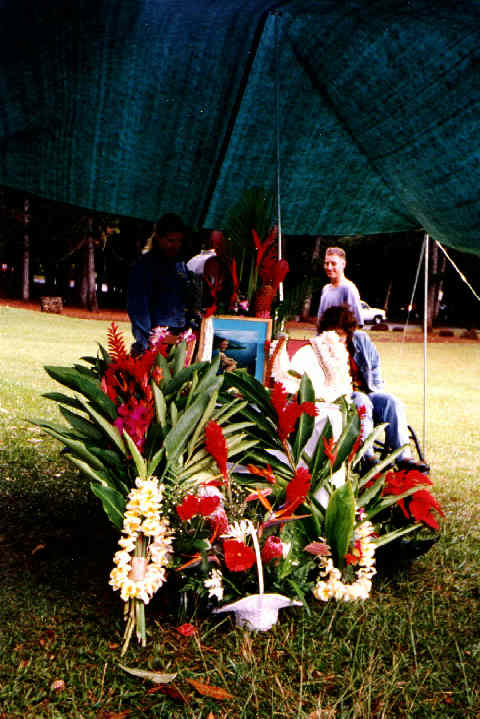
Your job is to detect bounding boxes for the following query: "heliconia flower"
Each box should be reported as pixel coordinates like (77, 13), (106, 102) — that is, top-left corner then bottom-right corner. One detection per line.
(247, 464), (276, 484)
(261, 536), (283, 564)
(223, 539), (256, 572)
(205, 420), (228, 480)
(270, 382), (318, 443)
(322, 436), (338, 466)
(285, 467), (312, 512)
(177, 623), (196, 637)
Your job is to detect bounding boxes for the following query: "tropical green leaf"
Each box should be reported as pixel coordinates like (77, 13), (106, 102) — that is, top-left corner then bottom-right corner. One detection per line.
(192, 354), (221, 397)
(372, 523), (423, 548)
(42, 392), (84, 411)
(308, 417), (333, 481)
(186, 389), (219, 459)
(292, 374), (315, 464)
(58, 405), (104, 441)
(44, 365), (117, 421)
(366, 483), (433, 520)
(152, 383), (167, 428)
(123, 431), (147, 480)
(34, 424), (107, 472)
(90, 483), (126, 530)
(154, 352), (172, 386)
(147, 447), (165, 477)
(162, 361), (208, 396)
(79, 399), (127, 456)
(222, 370), (276, 422)
(324, 480), (355, 570)
(331, 405), (361, 472)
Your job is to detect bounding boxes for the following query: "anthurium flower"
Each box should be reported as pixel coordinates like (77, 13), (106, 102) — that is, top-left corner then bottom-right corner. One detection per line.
(322, 436), (338, 466)
(176, 494), (220, 521)
(261, 536), (283, 564)
(223, 539), (256, 572)
(271, 382), (318, 443)
(205, 420), (228, 479)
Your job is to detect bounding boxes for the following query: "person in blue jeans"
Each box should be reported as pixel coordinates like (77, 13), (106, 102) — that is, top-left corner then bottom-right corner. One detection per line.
(127, 213), (198, 356)
(318, 305), (429, 473)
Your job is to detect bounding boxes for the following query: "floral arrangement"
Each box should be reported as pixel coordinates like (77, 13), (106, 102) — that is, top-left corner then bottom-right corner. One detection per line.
(34, 324), (444, 652)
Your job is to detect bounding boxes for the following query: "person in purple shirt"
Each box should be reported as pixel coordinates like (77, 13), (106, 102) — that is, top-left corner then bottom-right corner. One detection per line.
(317, 247), (363, 327)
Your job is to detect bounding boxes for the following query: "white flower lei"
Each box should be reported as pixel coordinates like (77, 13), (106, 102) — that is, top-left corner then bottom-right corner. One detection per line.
(109, 477), (173, 604)
(308, 331), (352, 401)
(313, 520), (376, 602)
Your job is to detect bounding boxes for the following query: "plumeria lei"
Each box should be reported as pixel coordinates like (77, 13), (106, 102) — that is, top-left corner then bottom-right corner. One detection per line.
(110, 477), (172, 604)
(313, 519), (377, 602)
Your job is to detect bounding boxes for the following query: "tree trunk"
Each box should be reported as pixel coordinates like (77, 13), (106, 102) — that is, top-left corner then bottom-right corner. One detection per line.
(21, 197), (30, 300)
(86, 218), (98, 312)
(300, 236), (322, 320)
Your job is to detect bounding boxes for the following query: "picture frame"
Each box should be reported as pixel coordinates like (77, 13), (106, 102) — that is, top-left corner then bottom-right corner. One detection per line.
(198, 315), (272, 383)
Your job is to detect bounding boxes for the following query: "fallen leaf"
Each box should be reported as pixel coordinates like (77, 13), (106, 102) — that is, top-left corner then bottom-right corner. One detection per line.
(31, 543), (46, 555)
(147, 684), (187, 702)
(185, 678), (233, 700)
(109, 642), (120, 650)
(118, 663), (176, 684)
(177, 623), (196, 637)
(50, 679), (65, 692)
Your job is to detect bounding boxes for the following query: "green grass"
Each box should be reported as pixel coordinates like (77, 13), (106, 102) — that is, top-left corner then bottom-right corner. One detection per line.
(0, 308), (479, 718)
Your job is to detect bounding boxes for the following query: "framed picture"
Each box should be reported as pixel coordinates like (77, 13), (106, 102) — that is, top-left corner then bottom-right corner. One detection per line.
(198, 315), (272, 383)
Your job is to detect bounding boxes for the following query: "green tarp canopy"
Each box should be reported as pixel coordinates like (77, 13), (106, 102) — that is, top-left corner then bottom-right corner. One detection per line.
(1, 0), (479, 253)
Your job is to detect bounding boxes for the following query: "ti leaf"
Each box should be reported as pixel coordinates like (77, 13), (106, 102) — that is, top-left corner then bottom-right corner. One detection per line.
(324, 480), (355, 570)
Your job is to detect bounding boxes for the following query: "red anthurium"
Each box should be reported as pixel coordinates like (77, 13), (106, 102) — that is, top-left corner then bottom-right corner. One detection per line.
(205, 420), (228, 479)
(322, 436), (338, 466)
(176, 494), (220, 521)
(261, 536), (283, 564)
(285, 467), (312, 512)
(223, 539), (256, 572)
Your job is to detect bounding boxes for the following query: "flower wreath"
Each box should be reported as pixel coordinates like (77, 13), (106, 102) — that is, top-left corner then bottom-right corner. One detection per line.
(313, 520), (377, 602)
(109, 477), (173, 603)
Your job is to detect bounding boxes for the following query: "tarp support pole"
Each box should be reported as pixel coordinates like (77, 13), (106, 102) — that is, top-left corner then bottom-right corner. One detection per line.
(423, 232), (429, 458)
(273, 11), (283, 302)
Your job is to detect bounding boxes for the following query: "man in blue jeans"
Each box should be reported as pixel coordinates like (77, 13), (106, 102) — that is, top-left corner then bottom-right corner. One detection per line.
(127, 213), (198, 356)
(318, 305), (429, 473)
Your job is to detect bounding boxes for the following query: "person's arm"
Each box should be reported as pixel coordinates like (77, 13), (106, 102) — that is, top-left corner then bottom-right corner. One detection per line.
(363, 333), (384, 390)
(346, 283), (364, 327)
(127, 259), (152, 352)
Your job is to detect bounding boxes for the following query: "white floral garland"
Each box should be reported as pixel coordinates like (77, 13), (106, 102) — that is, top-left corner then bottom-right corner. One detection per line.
(308, 331), (352, 401)
(109, 477), (173, 604)
(313, 520), (376, 602)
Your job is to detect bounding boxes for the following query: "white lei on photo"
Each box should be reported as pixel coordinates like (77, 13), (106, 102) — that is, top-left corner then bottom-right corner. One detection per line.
(270, 330), (352, 403)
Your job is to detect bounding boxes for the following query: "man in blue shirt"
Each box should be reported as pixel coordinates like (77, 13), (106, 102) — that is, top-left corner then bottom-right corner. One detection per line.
(127, 213), (197, 355)
(317, 247), (363, 327)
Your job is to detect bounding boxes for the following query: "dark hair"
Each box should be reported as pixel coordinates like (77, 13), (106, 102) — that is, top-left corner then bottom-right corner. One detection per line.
(154, 213), (186, 237)
(317, 305), (357, 353)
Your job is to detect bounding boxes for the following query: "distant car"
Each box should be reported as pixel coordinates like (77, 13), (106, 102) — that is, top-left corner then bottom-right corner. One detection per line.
(361, 300), (386, 325)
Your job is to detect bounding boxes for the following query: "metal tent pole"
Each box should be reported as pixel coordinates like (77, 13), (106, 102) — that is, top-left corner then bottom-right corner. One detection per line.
(274, 11), (283, 302)
(423, 233), (429, 458)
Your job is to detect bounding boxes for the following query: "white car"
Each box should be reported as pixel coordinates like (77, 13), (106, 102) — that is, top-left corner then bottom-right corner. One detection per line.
(361, 300), (386, 325)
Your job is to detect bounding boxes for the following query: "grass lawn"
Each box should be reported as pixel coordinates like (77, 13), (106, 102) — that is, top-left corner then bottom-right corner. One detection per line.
(0, 307), (479, 718)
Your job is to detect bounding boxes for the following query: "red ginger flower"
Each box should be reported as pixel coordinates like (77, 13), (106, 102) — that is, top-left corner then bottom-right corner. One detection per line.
(176, 494), (220, 521)
(205, 420), (228, 479)
(271, 382), (317, 443)
(285, 467), (312, 512)
(252, 226), (278, 269)
(107, 322), (128, 361)
(322, 436), (338, 466)
(261, 536), (283, 564)
(223, 539), (256, 572)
